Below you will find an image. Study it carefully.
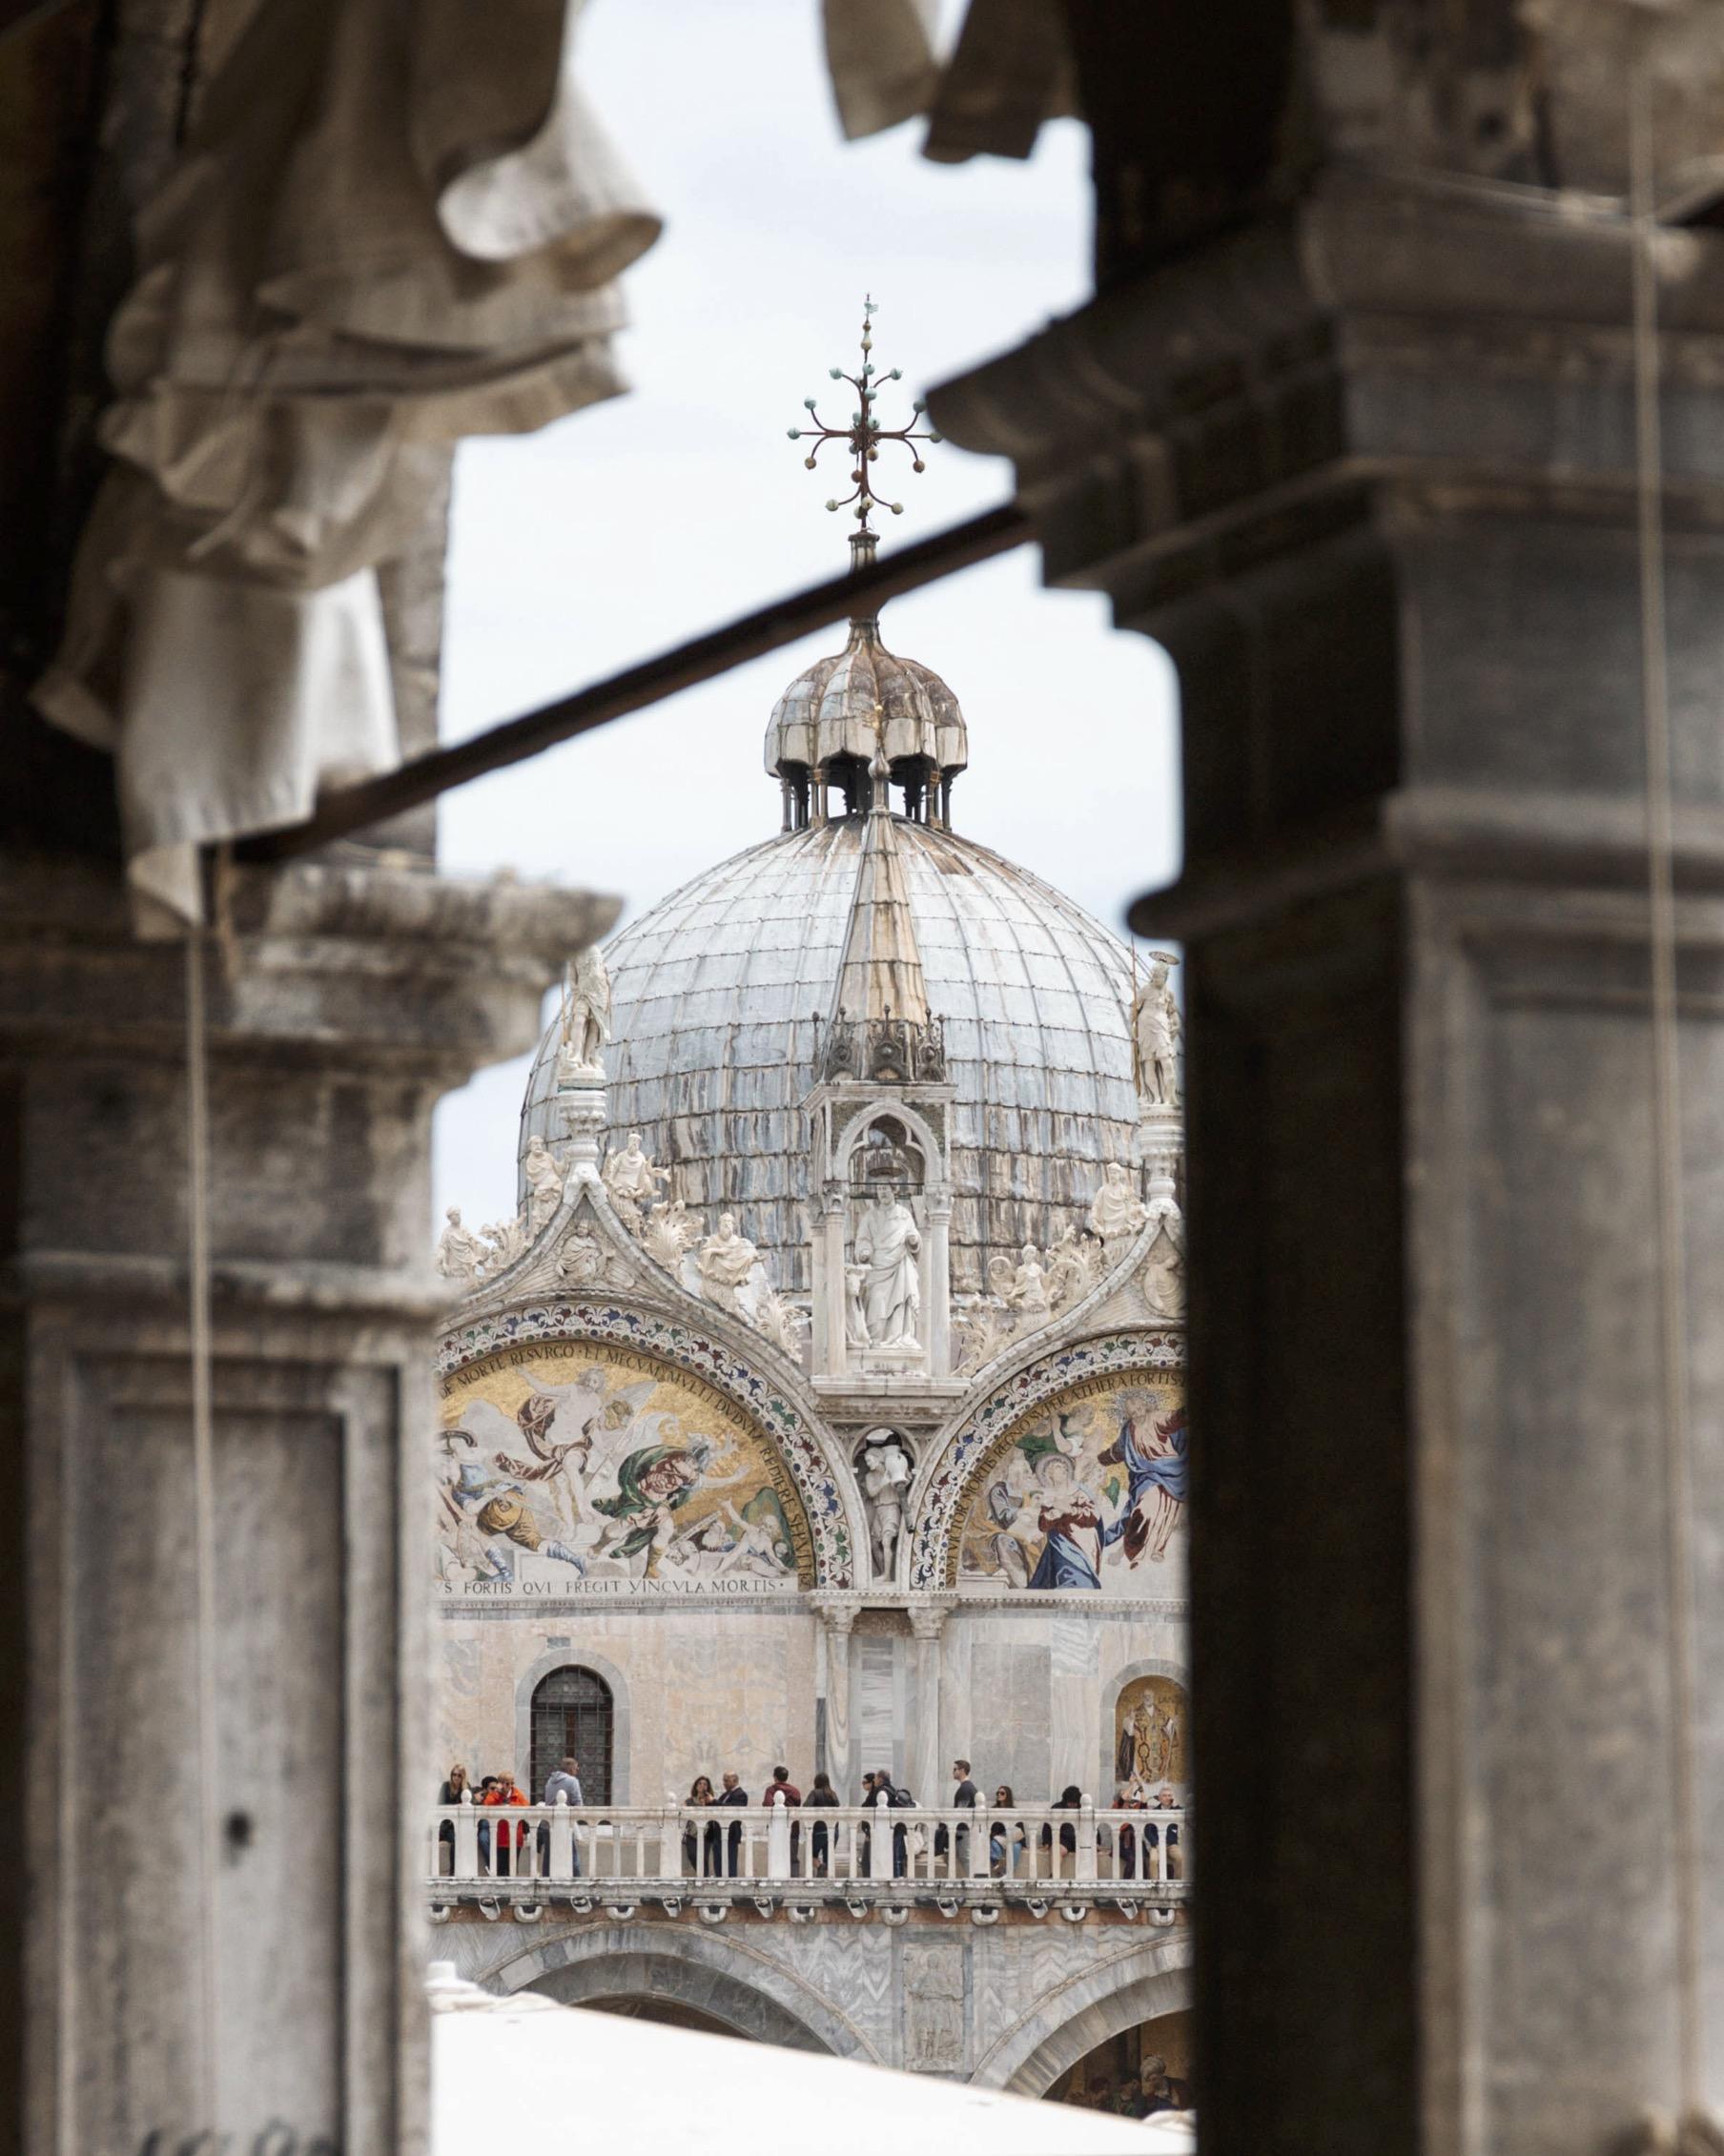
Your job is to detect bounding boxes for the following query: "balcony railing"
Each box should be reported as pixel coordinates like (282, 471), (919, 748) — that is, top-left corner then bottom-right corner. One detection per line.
(427, 1792), (1187, 1918)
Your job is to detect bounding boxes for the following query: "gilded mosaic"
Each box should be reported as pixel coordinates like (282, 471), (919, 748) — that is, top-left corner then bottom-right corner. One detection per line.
(437, 1340), (813, 1598)
(949, 1371), (1186, 1593)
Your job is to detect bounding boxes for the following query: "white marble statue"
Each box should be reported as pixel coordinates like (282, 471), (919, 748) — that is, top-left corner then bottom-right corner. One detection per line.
(1089, 1160), (1150, 1243)
(435, 1205), (485, 1283)
(558, 946), (612, 1083)
(861, 1434), (912, 1582)
(990, 1242), (1053, 1325)
(853, 1195), (921, 1348)
(696, 1212), (760, 1314)
(1132, 955), (1182, 1108)
(603, 1128), (669, 1227)
(523, 1134), (564, 1236)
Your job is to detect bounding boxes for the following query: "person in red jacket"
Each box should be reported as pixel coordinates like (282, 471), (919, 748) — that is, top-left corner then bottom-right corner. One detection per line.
(765, 1763), (802, 1873)
(482, 1772), (529, 1877)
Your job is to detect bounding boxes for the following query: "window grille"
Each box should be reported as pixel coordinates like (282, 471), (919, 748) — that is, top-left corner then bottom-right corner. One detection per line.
(529, 1664), (614, 1805)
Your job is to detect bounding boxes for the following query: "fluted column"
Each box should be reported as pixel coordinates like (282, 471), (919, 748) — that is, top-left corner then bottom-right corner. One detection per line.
(815, 1597), (858, 1798)
(924, 1190), (952, 1376)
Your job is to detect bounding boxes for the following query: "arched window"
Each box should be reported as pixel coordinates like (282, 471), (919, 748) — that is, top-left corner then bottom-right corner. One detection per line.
(529, 1665), (614, 1805)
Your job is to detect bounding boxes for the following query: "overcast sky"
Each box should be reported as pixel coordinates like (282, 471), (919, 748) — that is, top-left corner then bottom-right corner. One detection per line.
(432, 0), (1181, 1231)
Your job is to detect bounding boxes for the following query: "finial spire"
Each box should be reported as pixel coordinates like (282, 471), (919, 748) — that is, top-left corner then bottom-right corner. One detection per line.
(787, 297), (941, 572)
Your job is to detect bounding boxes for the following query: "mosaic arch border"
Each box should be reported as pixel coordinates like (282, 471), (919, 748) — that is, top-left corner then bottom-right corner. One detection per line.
(906, 1329), (1184, 1592)
(439, 1302), (858, 1589)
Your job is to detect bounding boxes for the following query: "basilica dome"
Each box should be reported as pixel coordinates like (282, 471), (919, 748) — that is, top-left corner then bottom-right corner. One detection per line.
(519, 813), (1141, 1299)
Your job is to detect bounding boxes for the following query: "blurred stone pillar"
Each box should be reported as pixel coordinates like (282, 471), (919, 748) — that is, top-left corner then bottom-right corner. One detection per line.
(909, 1602), (947, 1807)
(0, 855), (612, 2154)
(931, 13), (1724, 2146)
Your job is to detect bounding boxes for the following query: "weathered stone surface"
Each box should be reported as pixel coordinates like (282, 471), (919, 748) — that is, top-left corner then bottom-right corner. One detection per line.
(0, 855), (615, 2156)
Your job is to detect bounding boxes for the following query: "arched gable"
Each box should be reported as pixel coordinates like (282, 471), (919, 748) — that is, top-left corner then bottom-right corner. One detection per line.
(905, 1328), (1183, 1592)
(438, 1304), (860, 1588)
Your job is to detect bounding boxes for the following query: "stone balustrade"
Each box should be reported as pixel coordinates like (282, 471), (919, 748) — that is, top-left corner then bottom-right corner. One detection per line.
(427, 1792), (1187, 1919)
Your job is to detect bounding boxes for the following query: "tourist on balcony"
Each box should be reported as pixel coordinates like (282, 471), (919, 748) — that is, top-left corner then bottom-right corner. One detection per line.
(538, 1756), (584, 1879)
(989, 1784), (1023, 1876)
(717, 1770), (749, 1876)
(482, 1772), (529, 1877)
(436, 1763), (471, 1874)
(805, 1772), (839, 1875)
(1110, 1782), (1148, 1878)
(934, 1757), (977, 1868)
(867, 1767), (913, 1877)
(682, 1776), (720, 1877)
(1040, 1784), (1082, 1874)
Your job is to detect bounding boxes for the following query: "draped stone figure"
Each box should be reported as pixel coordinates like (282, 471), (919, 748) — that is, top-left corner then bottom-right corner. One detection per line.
(561, 946), (613, 1081)
(523, 1134), (564, 1235)
(603, 1128), (668, 1226)
(435, 1205), (485, 1282)
(1131, 955), (1182, 1108)
(697, 1213), (760, 1314)
(854, 1195), (921, 1347)
(1089, 1161), (1150, 1243)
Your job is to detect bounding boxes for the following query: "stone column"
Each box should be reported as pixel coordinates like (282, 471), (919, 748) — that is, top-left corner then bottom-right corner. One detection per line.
(909, 1603), (947, 1811)
(0, 855), (612, 2156)
(932, 58), (1724, 2151)
(1134, 1103), (1181, 1221)
(818, 1186), (850, 1378)
(923, 1191), (952, 1376)
(815, 1597), (858, 1800)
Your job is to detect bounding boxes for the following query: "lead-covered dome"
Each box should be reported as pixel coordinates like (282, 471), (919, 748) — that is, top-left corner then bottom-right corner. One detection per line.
(520, 818), (1140, 1298)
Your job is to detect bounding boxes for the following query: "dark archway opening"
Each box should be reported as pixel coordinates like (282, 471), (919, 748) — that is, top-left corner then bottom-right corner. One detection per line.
(529, 1663), (614, 1804)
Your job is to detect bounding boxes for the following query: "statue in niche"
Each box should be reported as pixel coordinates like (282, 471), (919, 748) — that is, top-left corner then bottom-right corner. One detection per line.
(558, 945), (612, 1084)
(1089, 1160), (1150, 1244)
(523, 1134), (564, 1235)
(989, 1242), (1053, 1326)
(860, 1432), (912, 1582)
(696, 1212), (760, 1314)
(603, 1128), (669, 1228)
(1132, 954), (1182, 1109)
(435, 1205), (485, 1283)
(853, 1193), (921, 1347)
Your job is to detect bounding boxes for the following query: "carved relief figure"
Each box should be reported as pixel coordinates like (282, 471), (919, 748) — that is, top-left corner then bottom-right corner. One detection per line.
(1131, 955), (1182, 1108)
(1140, 1219), (1185, 1319)
(436, 1205), (485, 1282)
(559, 946), (613, 1082)
(523, 1134), (564, 1235)
(854, 1194), (921, 1347)
(1089, 1161), (1150, 1244)
(603, 1129), (669, 1227)
(860, 1432), (912, 1582)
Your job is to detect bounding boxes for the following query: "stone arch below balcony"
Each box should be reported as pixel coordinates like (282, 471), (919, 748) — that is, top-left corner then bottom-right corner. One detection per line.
(971, 1933), (1193, 2095)
(477, 1921), (880, 2064)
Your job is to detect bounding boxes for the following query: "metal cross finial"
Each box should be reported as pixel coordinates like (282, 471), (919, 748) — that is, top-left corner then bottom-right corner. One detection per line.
(786, 297), (941, 542)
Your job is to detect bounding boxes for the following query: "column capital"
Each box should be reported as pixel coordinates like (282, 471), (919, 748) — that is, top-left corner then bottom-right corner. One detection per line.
(908, 1600), (949, 1643)
(811, 1592), (860, 1639)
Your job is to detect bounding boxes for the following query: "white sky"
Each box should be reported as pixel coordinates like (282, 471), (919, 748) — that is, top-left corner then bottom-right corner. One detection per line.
(432, 0), (1182, 1230)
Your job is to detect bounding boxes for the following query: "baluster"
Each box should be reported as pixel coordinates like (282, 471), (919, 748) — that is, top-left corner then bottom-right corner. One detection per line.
(548, 1791), (572, 1881)
(455, 1791), (479, 1883)
(1078, 1792), (1098, 1882)
(971, 1798), (991, 1879)
(868, 1791), (891, 1881)
(768, 1795), (792, 1882)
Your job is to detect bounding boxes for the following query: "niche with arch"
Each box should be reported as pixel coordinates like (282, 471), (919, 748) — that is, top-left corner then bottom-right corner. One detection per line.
(530, 1663), (615, 1804)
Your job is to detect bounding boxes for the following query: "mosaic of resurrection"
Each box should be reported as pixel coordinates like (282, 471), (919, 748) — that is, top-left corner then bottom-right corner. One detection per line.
(437, 1341), (814, 1595)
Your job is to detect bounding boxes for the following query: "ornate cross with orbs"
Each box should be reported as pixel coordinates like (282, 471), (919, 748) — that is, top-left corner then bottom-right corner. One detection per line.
(787, 296), (941, 543)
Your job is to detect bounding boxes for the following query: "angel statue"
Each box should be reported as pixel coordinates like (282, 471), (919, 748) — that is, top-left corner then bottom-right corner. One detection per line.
(988, 1243), (1053, 1327)
(558, 946), (612, 1084)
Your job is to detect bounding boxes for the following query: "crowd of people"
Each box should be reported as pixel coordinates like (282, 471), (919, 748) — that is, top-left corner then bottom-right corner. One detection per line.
(435, 1756), (1183, 1881)
(1059, 2055), (1193, 2120)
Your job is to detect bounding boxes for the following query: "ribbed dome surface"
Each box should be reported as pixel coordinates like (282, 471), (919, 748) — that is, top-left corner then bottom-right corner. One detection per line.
(520, 820), (1139, 1298)
(764, 622), (967, 779)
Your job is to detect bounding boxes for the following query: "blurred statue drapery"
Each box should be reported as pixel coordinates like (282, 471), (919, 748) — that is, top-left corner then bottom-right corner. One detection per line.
(34, 0), (660, 930)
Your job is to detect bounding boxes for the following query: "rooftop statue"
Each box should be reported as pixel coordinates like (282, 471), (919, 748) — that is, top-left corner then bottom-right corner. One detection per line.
(853, 1194), (921, 1347)
(436, 1205), (485, 1283)
(1132, 955), (1182, 1110)
(523, 1134), (564, 1236)
(1090, 1161), (1150, 1244)
(603, 1129), (669, 1228)
(559, 945), (612, 1085)
(697, 1213), (761, 1315)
